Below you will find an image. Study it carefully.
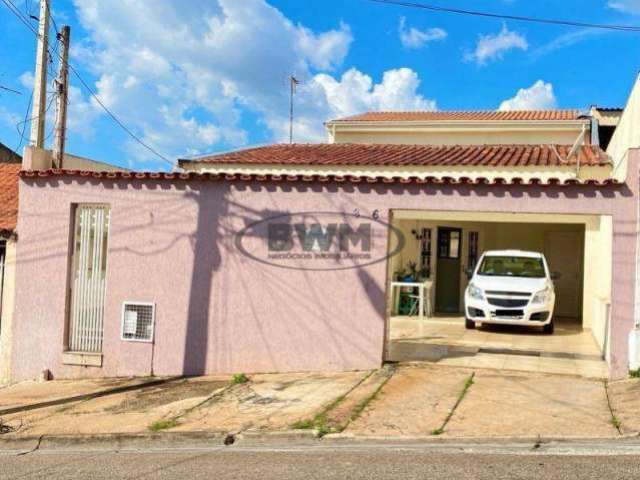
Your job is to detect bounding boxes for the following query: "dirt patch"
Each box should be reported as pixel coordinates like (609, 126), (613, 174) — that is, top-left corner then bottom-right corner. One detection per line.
(104, 379), (228, 413)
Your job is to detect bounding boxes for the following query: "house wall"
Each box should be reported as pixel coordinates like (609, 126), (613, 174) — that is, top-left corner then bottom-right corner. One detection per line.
(11, 150), (640, 381)
(0, 238), (17, 384)
(330, 127), (585, 146)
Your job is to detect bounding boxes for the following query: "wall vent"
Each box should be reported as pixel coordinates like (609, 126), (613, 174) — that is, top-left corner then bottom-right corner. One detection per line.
(121, 302), (155, 342)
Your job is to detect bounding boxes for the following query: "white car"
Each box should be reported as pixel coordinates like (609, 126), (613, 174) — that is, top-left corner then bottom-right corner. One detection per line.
(464, 250), (557, 334)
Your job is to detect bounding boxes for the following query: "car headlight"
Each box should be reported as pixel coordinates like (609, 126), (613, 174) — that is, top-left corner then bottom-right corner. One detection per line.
(532, 287), (552, 305)
(467, 283), (484, 301)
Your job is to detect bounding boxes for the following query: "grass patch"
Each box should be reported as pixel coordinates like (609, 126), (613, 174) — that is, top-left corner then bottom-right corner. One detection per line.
(291, 413), (333, 436)
(231, 373), (249, 384)
(629, 369), (640, 379)
(431, 372), (475, 436)
(348, 370), (394, 424)
(149, 418), (178, 432)
(604, 380), (623, 435)
(611, 415), (622, 431)
(290, 367), (394, 437)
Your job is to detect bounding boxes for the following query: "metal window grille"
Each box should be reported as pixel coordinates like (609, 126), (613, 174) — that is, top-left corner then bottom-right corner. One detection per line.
(121, 302), (155, 342)
(68, 205), (110, 353)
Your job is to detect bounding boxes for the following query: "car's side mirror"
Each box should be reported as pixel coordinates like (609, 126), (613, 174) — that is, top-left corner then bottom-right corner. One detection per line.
(464, 267), (474, 279)
(550, 271), (561, 280)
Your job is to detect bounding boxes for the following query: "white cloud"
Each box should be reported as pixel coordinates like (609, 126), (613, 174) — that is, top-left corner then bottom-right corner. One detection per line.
(466, 24), (528, 65)
(608, 0), (640, 13)
(498, 80), (558, 111)
(398, 17), (447, 49)
(531, 29), (603, 59)
(70, 0), (358, 163)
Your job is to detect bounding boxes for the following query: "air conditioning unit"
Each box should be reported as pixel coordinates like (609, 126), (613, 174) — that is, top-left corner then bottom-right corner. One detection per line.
(121, 302), (155, 342)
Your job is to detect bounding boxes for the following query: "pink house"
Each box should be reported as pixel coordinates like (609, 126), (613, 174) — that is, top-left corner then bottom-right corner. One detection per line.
(9, 77), (640, 382)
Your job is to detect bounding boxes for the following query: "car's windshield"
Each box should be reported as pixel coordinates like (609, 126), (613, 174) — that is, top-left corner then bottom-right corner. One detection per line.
(477, 256), (546, 278)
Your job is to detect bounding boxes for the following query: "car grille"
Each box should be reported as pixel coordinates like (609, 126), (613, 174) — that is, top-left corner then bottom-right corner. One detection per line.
(487, 297), (529, 308)
(493, 309), (525, 318)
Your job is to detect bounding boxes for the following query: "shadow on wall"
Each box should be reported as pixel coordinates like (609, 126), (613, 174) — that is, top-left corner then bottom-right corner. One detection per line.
(181, 181), (392, 376)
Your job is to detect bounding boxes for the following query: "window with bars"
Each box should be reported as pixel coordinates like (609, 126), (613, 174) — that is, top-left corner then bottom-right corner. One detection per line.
(68, 205), (110, 353)
(121, 302), (155, 342)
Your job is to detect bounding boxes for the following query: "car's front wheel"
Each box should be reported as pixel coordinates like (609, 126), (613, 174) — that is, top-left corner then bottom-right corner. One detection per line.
(465, 318), (475, 329)
(543, 321), (554, 334)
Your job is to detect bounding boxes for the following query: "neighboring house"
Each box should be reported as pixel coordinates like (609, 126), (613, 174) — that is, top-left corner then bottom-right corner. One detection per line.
(0, 143), (21, 164)
(0, 158), (20, 384)
(8, 74), (640, 383)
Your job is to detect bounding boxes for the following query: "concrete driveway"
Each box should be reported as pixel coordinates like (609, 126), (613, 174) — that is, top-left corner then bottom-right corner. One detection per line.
(388, 316), (608, 378)
(345, 364), (624, 439)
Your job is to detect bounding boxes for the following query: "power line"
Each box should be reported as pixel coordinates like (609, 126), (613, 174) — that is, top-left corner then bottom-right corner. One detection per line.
(368, 0), (640, 32)
(15, 89), (33, 152)
(0, 85), (21, 95)
(1, 0), (175, 167)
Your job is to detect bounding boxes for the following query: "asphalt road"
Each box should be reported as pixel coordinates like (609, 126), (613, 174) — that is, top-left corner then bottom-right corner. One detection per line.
(2, 444), (640, 480)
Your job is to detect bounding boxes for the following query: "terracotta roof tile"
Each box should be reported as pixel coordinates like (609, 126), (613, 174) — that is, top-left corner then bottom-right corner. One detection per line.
(0, 163), (20, 232)
(19, 169), (621, 187)
(330, 110), (583, 122)
(180, 144), (610, 168)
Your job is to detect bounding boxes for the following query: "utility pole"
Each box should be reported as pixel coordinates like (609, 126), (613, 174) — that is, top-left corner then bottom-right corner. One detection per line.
(52, 25), (70, 168)
(29, 0), (50, 148)
(289, 75), (300, 144)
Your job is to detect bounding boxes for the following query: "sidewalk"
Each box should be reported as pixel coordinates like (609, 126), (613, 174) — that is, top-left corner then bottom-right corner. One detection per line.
(0, 364), (638, 444)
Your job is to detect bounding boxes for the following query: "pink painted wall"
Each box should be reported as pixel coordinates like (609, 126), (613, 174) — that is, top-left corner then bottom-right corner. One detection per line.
(11, 152), (640, 380)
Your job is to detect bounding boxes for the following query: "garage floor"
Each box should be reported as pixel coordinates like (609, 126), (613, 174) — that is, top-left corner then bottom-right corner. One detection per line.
(387, 316), (608, 378)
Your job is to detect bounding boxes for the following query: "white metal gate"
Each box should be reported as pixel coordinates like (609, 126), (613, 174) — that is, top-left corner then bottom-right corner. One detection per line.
(68, 205), (110, 353)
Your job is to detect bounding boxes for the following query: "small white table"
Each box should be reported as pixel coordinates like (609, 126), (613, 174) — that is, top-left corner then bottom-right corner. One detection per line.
(390, 281), (433, 320)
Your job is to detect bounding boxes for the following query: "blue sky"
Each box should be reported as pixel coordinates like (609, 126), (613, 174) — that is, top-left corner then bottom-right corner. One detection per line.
(1, 0), (640, 170)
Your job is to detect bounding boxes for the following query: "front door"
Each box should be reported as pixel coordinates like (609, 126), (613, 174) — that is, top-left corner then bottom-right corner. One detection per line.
(436, 228), (462, 313)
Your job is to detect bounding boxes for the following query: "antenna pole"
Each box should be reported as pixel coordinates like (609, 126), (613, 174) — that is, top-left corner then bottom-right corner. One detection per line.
(289, 75), (300, 144)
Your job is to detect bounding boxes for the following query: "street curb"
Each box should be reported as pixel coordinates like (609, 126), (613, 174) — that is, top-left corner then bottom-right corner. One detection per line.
(0, 376), (185, 416)
(0, 431), (229, 452)
(235, 429), (320, 446)
(321, 432), (640, 444)
(0, 430), (638, 452)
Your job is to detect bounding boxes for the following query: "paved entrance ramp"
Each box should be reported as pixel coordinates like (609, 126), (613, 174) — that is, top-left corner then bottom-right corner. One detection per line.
(388, 317), (608, 378)
(343, 365), (620, 439)
(444, 369), (618, 438)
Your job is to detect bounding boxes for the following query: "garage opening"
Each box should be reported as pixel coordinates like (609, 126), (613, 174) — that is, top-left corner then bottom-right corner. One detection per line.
(385, 210), (612, 378)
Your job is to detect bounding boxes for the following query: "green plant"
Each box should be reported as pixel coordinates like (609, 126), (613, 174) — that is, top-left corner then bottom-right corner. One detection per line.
(630, 368), (640, 378)
(407, 261), (418, 279)
(149, 418), (178, 432)
(611, 415), (622, 431)
(231, 373), (249, 384)
(431, 428), (444, 436)
(393, 268), (407, 281)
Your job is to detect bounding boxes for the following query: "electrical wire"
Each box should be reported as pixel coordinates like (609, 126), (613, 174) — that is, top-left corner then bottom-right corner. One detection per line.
(368, 0), (640, 32)
(1, 0), (175, 167)
(15, 89), (33, 152)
